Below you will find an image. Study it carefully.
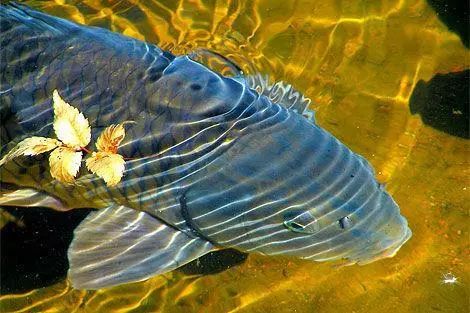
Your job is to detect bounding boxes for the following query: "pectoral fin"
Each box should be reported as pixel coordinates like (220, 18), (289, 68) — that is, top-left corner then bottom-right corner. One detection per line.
(68, 205), (214, 290)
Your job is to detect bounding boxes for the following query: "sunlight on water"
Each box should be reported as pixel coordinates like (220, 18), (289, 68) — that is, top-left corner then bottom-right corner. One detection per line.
(0, 0), (468, 312)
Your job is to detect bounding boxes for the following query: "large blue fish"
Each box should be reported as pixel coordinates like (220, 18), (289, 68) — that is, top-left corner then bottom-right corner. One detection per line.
(0, 3), (411, 289)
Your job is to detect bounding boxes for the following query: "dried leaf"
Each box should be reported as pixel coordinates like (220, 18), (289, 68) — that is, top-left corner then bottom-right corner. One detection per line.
(0, 137), (61, 166)
(53, 89), (91, 148)
(49, 146), (82, 183)
(86, 152), (125, 186)
(96, 124), (125, 153)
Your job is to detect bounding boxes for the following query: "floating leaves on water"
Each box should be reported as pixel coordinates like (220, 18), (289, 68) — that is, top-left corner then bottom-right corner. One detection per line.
(0, 137), (61, 166)
(52, 90), (91, 148)
(86, 152), (125, 186)
(0, 90), (127, 186)
(49, 147), (83, 183)
(95, 124), (125, 154)
(86, 124), (126, 186)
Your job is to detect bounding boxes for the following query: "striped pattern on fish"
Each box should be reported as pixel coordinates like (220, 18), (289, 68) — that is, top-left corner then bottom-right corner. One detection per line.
(0, 3), (411, 290)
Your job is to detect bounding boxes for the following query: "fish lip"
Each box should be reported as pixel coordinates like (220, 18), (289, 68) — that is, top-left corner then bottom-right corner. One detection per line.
(354, 225), (412, 265)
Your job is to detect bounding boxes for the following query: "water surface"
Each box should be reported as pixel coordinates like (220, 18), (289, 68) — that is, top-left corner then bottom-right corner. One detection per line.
(0, 0), (468, 312)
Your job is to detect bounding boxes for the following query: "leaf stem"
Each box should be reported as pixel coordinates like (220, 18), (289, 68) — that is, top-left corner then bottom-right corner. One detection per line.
(80, 146), (93, 154)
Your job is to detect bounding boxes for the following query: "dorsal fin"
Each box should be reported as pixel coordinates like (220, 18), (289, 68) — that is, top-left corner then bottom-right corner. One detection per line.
(0, 2), (79, 34)
(245, 73), (315, 123)
(188, 48), (244, 77)
(188, 49), (315, 123)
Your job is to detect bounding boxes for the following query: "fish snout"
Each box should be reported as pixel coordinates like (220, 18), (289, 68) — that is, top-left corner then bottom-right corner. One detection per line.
(355, 226), (412, 265)
(348, 198), (412, 265)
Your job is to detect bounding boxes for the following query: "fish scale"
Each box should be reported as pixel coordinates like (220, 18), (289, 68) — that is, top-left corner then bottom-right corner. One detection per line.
(0, 3), (411, 290)
(1, 3), (273, 216)
(1, 5), (175, 206)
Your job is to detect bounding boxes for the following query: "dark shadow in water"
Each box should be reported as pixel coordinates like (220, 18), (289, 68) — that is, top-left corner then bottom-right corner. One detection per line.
(0, 207), (248, 293)
(409, 70), (469, 139)
(427, 0), (469, 48)
(0, 207), (92, 294)
(178, 249), (248, 276)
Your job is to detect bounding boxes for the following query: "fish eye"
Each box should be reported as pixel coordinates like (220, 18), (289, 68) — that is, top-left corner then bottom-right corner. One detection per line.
(283, 220), (306, 233)
(283, 210), (320, 234)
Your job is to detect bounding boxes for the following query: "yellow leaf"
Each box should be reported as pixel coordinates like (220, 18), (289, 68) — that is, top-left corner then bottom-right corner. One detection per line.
(96, 124), (125, 153)
(0, 137), (61, 166)
(86, 152), (125, 186)
(49, 146), (82, 183)
(52, 89), (91, 148)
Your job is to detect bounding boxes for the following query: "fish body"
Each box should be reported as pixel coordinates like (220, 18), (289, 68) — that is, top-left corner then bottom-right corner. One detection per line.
(0, 4), (411, 289)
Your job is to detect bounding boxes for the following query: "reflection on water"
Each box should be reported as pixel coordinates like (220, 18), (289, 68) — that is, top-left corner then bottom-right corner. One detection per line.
(0, 0), (468, 312)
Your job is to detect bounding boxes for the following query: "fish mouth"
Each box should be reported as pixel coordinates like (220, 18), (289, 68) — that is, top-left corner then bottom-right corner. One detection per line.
(348, 225), (412, 266)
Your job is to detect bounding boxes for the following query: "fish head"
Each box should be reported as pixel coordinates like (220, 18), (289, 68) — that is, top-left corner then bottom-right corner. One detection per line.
(269, 191), (412, 265)
(185, 105), (411, 266)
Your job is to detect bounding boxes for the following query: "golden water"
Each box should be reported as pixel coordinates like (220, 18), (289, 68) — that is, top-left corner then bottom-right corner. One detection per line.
(1, 0), (469, 312)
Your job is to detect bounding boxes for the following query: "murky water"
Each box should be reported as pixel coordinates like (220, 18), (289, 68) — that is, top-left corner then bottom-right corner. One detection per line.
(0, 0), (469, 312)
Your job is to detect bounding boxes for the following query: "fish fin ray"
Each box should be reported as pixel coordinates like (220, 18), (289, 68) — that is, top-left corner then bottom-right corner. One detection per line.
(68, 205), (214, 289)
(0, 2), (79, 34)
(246, 73), (315, 123)
(186, 49), (316, 123)
(188, 48), (244, 78)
